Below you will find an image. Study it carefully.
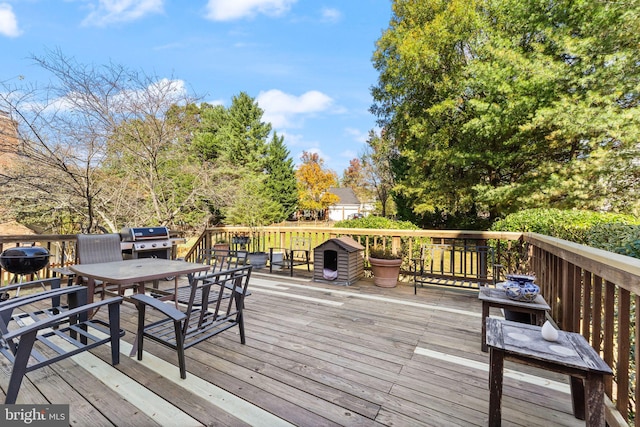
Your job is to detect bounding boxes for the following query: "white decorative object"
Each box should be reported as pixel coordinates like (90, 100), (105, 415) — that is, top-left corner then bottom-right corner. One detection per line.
(541, 320), (559, 342)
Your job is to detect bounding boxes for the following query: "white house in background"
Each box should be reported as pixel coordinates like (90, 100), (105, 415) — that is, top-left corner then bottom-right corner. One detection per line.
(326, 187), (372, 221)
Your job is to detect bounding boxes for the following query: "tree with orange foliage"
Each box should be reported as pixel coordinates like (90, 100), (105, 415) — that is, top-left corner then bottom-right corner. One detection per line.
(295, 152), (339, 220)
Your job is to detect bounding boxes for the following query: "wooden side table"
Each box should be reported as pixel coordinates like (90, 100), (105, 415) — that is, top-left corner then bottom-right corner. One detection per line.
(478, 286), (550, 352)
(486, 318), (612, 427)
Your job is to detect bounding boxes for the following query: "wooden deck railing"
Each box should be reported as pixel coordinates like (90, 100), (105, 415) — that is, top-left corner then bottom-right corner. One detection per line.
(525, 232), (640, 426)
(1, 227), (637, 424)
(182, 226), (525, 276)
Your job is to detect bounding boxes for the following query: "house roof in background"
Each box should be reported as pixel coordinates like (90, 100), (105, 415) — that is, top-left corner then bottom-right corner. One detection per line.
(328, 187), (360, 205)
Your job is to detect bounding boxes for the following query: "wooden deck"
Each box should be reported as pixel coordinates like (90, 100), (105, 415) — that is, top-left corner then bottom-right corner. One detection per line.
(1, 271), (585, 426)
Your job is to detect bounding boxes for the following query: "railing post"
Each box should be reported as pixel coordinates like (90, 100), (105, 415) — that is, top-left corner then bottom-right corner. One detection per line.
(391, 236), (400, 256)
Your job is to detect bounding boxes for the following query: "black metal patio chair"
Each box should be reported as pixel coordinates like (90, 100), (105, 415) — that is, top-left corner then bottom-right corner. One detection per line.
(0, 279), (124, 403)
(269, 236), (312, 277)
(173, 248), (248, 305)
(131, 265), (252, 379)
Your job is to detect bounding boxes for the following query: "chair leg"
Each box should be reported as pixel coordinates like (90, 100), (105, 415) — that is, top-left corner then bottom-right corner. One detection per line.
(174, 320), (187, 379)
(136, 304), (146, 361)
(108, 301), (121, 365)
(5, 331), (37, 404)
(238, 312), (246, 344)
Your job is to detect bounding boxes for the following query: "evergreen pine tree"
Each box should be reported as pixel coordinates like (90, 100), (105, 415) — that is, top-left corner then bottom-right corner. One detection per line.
(264, 132), (298, 222)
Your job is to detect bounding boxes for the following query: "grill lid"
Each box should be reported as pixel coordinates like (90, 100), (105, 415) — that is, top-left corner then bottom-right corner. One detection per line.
(121, 226), (170, 241)
(0, 247), (50, 275)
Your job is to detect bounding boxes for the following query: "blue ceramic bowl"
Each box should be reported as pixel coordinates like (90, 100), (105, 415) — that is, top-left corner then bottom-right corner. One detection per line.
(504, 279), (540, 302)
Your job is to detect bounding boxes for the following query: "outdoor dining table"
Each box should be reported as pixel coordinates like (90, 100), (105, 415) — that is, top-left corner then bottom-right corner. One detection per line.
(69, 258), (209, 305)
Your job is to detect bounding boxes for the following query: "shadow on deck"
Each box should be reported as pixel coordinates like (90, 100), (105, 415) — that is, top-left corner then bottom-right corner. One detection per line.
(0, 270), (583, 426)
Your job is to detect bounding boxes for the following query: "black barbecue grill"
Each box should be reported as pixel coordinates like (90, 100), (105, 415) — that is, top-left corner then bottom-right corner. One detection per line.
(0, 246), (51, 295)
(120, 226), (180, 260)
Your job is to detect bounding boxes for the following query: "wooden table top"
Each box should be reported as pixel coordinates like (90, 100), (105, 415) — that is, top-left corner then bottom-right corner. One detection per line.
(69, 258), (209, 285)
(486, 318), (612, 374)
(479, 286), (550, 310)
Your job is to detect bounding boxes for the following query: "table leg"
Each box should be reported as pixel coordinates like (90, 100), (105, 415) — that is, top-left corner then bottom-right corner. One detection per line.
(488, 348), (504, 427)
(533, 311), (545, 326)
(570, 376), (585, 420)
(583, 373), (605, 426)
(174, 277), (179, 309)
(86, 277), (95, 304)
(482, 302), (489, 352)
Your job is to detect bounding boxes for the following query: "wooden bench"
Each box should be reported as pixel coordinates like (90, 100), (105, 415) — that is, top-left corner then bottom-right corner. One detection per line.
(412, 243), (497, 293)
(0, 279), (124, 403)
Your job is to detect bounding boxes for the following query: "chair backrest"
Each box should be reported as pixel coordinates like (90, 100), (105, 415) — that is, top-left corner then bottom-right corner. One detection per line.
(198, 248), (247, 272)
(76, 233), (123, 265)
(290, 237), (311, 252)
(181, 265), (252, 336)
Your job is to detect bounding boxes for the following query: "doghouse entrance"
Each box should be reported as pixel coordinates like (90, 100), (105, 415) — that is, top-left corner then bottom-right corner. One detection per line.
(323, 250), (338, 280)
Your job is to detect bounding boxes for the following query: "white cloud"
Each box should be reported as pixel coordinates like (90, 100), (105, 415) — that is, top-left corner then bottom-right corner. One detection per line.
(82, 0), (163, 27)
(205, 0), (296, 21)
(257, 89), (333, 128)
(345, 127), (369, 144)
(341, 149), (358, 160)
(45, 78), (188, 113)
(0, 3), (21, 37)
(320, 7), (341, 23)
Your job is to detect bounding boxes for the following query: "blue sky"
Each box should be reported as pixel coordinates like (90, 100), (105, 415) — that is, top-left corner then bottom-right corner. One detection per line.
(0, 0), (392, 175)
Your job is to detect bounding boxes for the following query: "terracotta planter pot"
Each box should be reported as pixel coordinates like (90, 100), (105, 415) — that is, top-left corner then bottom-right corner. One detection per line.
(213, 243), (230, 251)
(369, 257), (401, 288)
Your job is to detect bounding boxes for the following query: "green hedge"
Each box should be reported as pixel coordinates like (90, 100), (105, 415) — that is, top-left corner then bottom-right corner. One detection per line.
(334, 216), (420, 230)
(491, 208), (640, 259)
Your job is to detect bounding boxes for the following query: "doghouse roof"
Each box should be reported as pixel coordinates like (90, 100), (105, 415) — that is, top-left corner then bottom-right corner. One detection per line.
(315, 236), (364, 252)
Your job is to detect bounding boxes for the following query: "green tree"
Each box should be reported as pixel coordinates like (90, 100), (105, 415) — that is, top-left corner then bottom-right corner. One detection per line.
(372, 0), (640, 227)
(191, 103), (227, 161)
(361, 130), (396, 217)
(222, 92), (271, 170)
(224, 171), (282, 251)
(264, 132), (298, 221)
(191, 92), (271, 171)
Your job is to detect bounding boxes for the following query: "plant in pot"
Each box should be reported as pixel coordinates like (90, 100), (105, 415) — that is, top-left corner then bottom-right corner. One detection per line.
(368, 247), (402, 288)
(213, 238), (230, 251)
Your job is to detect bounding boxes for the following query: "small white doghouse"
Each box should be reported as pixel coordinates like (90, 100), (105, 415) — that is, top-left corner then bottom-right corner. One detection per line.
(313, 237), (364, 285)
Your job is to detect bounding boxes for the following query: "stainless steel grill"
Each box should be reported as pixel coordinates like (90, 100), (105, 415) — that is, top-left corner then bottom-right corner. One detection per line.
(120, 226), (179, 259)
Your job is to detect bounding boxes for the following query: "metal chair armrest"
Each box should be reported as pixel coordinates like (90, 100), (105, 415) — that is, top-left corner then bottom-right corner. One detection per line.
(130, 294), (187, 322)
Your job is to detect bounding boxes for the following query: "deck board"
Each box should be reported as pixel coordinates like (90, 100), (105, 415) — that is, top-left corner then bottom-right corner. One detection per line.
(0, 272), (586, 426)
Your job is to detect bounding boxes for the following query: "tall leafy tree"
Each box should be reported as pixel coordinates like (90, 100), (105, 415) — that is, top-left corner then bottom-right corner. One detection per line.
(361, 130), (397, 217)
(296, 152), (339, 219)
(264, 132), (298, 221)
(341, 158), (373, 204)
(372, 0), (640, 226)
(222, 92), (271, 171)
(0, 49), (208, 232)
(191, 103), (228, 161)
